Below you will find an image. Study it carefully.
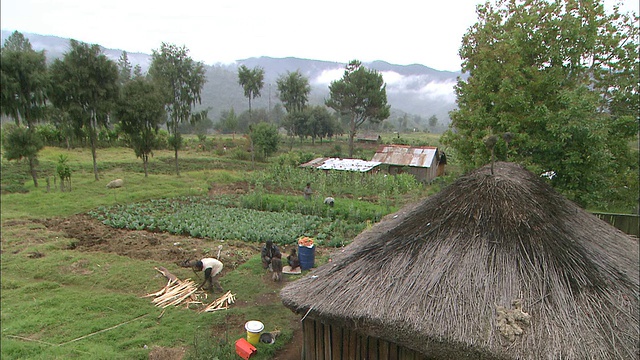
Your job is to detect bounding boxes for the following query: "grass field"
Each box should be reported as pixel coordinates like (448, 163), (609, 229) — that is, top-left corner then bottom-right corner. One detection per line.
(1, 133), (441, 360)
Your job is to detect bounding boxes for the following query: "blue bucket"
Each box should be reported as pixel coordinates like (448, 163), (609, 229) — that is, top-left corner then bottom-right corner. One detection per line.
(298, 245), (315, 270)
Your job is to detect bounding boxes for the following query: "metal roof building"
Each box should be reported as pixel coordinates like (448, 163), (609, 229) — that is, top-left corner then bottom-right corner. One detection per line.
(372, 145), (444, 182)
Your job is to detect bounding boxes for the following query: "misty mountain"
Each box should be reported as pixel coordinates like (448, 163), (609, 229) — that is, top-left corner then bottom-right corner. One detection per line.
(2, 30), (463, 130)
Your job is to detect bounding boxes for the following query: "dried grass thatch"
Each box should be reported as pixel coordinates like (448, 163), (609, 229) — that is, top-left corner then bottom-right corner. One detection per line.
(281, 162), (639, 359)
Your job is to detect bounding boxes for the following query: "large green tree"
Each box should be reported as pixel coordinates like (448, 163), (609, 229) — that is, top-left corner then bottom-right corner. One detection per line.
(443, 0), (639, 209)
(326, 60), (390, 157)
(277, 70), (311, 149)
(276, 70), (310, 113)
(49, 40), (119, 181)
(115, 77), (165, 177)
(149, 43), (206, 176)
(0, 31), (49, 187)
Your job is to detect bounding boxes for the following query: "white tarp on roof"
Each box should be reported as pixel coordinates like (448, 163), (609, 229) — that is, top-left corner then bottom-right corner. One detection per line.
(303, 158), (381, 172)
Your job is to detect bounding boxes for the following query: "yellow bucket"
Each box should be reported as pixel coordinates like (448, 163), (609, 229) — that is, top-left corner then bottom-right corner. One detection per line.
(245, 320), (264, 345)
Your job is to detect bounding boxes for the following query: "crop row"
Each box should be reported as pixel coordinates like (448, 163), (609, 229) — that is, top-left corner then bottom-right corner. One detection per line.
(88, 196), (328, 245)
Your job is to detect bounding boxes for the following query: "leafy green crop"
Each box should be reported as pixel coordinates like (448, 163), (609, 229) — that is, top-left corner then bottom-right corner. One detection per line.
(88, 196), (326, 245)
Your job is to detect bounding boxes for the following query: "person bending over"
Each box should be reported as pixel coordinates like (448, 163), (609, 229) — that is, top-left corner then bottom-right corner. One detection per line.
(192, 258), (224, 292)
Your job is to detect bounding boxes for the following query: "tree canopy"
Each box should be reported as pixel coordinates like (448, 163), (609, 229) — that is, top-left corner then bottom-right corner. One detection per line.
(443, 0), (639, 209)
(1, 31), (50, 187)
(149, 43), (206, 175)
(277, 70), (311, 148)
(237, 65), (265, 118)
(250, 122), (280, 160)
(276, 70), (310, 114)
(49, 39), (119, 181)
(0, 31), (49, 127)
(326, 60), (390, 157)
(115, 77), (165, 177)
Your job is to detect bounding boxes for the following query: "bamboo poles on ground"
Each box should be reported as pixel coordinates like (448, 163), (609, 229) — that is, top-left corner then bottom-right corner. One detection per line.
(144, 267), (235, 312)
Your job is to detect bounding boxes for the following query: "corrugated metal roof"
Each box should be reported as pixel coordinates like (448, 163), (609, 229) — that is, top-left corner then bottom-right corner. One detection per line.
(371, 145), (438, 168)
(299, 158), (381, 172)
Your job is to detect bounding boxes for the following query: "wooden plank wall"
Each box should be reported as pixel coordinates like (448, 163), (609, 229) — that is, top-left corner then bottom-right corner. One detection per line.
(592, 212), (640, 237)
(301, 318), (425, 360)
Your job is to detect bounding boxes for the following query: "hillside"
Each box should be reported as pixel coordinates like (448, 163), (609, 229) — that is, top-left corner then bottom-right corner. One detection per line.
(1, 30), (463, 131)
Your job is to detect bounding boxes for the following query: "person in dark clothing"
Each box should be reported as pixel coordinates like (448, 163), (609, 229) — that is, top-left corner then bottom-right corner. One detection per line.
(287, 247), (300, 270)
(261, 240), (281, 270)
(272, 253), (283, 282)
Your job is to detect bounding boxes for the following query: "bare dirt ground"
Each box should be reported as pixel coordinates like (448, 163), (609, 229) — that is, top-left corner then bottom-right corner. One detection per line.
(5, 183), (319, 359)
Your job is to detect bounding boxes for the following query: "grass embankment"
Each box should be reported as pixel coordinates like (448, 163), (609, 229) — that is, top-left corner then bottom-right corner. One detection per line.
(1, 140), (435, 360)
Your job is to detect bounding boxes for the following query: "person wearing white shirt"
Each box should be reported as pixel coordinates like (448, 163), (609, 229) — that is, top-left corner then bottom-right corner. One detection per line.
(192, 258), (224, 292)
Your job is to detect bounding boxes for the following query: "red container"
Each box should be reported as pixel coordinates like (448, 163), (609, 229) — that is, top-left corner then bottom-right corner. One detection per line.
(235, 338), (257, 359)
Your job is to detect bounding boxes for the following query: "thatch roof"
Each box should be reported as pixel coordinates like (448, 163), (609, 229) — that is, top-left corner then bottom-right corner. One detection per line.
(281, 162), (639, 359)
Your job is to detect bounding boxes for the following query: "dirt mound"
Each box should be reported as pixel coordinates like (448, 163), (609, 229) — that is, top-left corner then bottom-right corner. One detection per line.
(39, 214), (260, 272)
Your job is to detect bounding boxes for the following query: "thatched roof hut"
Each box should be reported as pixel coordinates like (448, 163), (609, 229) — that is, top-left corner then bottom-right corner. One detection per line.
(281, 162), (639, 359)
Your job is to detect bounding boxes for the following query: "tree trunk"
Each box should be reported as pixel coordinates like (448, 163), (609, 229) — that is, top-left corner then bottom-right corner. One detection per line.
(348, 116), (357, 158)
(90, 112), (99, 181)
(174, 146), (180, 176)
(172, 121), (180, 176)
(28, 155), (38, 188)
(143, 154), (148, 177)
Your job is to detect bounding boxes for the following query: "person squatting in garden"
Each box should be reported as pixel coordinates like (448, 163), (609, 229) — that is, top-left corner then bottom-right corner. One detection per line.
(191, 258), (224, 292)
(287, 247), (300, 270)
(261, 240), (281, 270)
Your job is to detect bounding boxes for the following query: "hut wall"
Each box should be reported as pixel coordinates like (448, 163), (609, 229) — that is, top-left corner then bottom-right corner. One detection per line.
(301, 318), (426, 360)
(387, 165), (438, 183)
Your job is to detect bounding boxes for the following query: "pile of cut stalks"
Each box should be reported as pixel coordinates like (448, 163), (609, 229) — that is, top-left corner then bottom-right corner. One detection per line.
(144, 267), (236, 313)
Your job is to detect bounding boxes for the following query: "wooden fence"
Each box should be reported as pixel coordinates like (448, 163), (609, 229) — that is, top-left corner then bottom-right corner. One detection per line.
(591, 212), (639, 238)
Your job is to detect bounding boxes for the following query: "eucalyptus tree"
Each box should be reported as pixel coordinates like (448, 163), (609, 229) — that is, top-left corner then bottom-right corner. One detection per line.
(115, 77), (165, 177)
(443, 0), (639, 209)
(326, 60), (390, 157)
(277, 70), (310, 148)
(237, 65), (264, 167)
(1, 31), (49, 187)
(237, 65), (264, 121)
(149, 43), (206, 176)
(49, 40), (119, 181)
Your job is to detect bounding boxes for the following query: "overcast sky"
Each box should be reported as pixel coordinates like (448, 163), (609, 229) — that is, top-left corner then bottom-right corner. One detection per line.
(1, 0), (637, 72)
